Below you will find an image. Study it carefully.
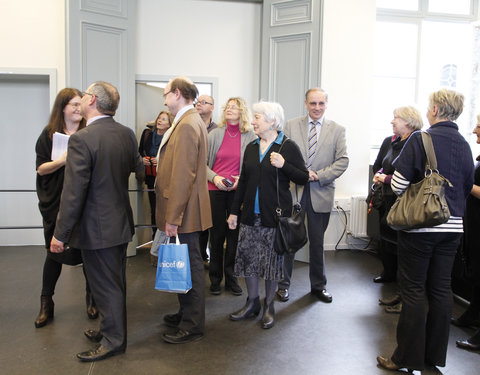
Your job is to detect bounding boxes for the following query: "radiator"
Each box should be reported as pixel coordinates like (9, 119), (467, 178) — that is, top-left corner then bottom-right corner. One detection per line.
(349, 196), (368, 237)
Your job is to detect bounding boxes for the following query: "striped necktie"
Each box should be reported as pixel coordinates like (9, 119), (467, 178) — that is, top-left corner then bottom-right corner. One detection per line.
(307, 121), (318, 169)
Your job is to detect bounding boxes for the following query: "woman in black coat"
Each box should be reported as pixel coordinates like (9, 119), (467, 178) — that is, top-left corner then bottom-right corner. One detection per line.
(454, 113), (480, 351)
(138, 110), (171, 237)
(227, 101), (308, 329)
(34, 88), (95, 327)
(372, 106), (423, 284)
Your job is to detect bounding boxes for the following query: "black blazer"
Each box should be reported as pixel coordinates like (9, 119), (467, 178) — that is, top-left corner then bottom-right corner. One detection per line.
(54, 117), (144, 249)
(231, 136), (309, 228)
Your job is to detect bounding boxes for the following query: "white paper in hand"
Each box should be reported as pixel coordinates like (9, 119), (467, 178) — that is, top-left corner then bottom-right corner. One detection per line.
(51, 132), (70, 161)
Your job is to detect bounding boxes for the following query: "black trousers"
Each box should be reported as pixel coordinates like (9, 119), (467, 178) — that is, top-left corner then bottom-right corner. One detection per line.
(208, 190), (239, 287)
(392, 231), (461, 370)
(198, 229), (209, 262)
(279, 184), (330, 291)
(175, 232), (205, 334)
(145, 175), (157, 237)
(41, 254), (91, 297)
(81, 244), (127, 351)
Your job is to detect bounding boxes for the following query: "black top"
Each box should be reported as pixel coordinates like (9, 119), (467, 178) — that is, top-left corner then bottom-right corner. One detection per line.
(372, 134), (410, 243)
(138, 127), (154, 157)
(463, 160), (480, 282)
(231, 136), (309, 228)
(35, 127), (64, 248)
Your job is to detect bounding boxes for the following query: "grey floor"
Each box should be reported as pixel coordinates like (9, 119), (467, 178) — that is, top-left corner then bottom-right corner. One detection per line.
(1, 246), (479, 375)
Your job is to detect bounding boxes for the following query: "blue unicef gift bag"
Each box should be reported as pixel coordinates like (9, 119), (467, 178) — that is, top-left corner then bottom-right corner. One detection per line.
(155, 239), (192, 294)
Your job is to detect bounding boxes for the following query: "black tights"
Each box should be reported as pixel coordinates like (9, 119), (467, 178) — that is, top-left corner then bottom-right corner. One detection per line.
(41, 256), (91, 296)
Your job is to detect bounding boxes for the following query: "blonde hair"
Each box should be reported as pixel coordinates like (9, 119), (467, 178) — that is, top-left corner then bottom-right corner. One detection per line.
(394, 106), (423, 131)
(218, 97), (252, 133)
(428, 88), (464, 121)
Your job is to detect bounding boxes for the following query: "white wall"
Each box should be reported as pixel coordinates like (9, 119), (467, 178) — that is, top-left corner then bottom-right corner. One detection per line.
(0, 0), (66, 89)
(136, 0), (261, 118)
(322, 0), (376, 199)
(136, 0), (376, 200)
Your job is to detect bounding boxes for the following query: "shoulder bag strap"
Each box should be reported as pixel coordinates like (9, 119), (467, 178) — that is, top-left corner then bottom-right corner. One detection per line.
(420, 131), (438, 171)
(276, 137), (288, 216)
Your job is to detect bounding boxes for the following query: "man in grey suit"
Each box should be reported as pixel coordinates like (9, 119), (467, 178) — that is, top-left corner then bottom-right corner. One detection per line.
(50, 81), (144, 361)
(277, 88), (348, 303)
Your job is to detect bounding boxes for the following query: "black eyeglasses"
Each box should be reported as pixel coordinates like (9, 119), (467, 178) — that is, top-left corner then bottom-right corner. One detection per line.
(195, 100), (213, 106)
(82, 91), (94, 98)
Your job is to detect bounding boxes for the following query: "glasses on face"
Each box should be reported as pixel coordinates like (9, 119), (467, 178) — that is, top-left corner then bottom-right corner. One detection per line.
(195, 100), (213, 106)
(225, 105), (239, 111)
(163, 90), (171, 98)
(68, 102), (81, 108)
(82, 91), (93, 98)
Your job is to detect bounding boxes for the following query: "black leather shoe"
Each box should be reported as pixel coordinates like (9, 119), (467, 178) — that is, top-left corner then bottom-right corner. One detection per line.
(34, 295), (54, 328)
(84, 329), (103, 343)
(209, 284), (221, 295)
(373, 275), (395, 283)
(276, 288), (289, 302)
(225, 284), (243, 296)
(311, 289), (332, 303)
(376, 356), (400, 371)
(456, 339), (480, 350)
(76, 344), (124, 362)
(162, 329), (204, 344)
(163, 313), (182, 328)
(229, 297), (261, 321)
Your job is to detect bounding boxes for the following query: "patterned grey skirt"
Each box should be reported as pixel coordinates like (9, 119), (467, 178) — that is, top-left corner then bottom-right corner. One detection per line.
(234, 216), (284, 281)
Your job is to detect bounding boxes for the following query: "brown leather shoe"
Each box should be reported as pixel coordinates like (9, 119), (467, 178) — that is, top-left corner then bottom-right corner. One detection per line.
(385, 302), (402, 314)
(86, 292), (99, 320)
(379, 294), (401, 306)
(376, 356), (400, 371)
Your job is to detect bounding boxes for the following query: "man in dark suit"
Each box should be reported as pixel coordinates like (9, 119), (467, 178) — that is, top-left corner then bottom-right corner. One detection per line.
(156, 76), (212, 344)
(277, 88), (348, 303)
(50, 81), (144, 362)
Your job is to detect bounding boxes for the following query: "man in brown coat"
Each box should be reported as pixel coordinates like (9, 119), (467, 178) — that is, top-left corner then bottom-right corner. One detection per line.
(156, 76), (212, 344)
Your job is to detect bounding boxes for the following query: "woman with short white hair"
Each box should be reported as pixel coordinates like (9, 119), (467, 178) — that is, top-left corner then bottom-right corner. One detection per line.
(227, 101), (308, 329)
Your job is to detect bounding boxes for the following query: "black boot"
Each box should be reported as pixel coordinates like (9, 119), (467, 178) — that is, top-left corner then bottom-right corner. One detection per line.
(261, 299), (275, 329)
(229, 297), (261, 321)
(86, 291), (99, 320)
(34, 295), (54, 328)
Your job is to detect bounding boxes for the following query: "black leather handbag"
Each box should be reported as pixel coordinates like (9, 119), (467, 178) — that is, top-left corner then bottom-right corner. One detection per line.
(273, 139), (308, 255)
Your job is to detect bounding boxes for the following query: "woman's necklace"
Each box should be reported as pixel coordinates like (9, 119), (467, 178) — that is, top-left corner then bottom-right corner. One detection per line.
(226, 127), (239, 138)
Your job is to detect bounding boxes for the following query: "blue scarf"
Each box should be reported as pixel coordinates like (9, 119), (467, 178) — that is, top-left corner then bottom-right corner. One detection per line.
(149, 131), (163, 156)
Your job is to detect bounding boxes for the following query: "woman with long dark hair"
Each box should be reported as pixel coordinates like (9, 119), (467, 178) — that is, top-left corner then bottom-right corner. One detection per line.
(34, 88), (96, 328)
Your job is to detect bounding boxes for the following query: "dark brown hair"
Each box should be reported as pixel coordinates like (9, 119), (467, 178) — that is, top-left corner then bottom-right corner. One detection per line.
(47, 88), (86, 138)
